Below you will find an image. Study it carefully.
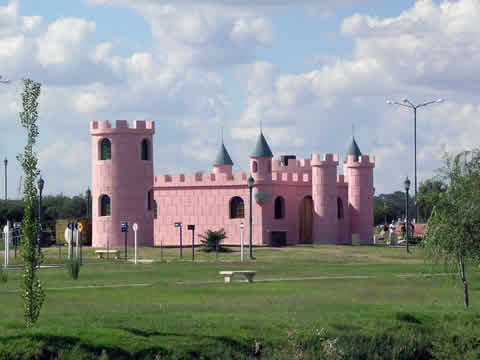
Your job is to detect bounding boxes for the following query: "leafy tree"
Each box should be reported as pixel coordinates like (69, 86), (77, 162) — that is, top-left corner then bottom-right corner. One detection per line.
(417, 178), (446, 222)
(17, 78), (45, 327)
(199, 228), (228, 252)
(423, 150), (480, 309)
(374, 191), (414, 225)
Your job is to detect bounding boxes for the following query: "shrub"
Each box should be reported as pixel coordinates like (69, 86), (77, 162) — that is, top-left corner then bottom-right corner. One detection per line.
(0, 267), (7, 283)
(66, 259), (81, 280)
(199, 228), (229, 252)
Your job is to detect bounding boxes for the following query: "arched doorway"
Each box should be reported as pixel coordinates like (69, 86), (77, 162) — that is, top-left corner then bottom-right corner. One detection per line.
(298, 196), (313, 244)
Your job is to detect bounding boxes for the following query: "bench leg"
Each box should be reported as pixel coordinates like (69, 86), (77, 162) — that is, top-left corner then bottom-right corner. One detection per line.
(245, 274), (255, 283)
(224, 276), (232, 283)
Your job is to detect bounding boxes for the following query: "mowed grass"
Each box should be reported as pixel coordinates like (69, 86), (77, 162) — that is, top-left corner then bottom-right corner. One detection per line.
(1, 245), (480, 359)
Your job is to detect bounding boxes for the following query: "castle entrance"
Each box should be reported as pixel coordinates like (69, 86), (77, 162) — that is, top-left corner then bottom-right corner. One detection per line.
(298, 196), (313, 244)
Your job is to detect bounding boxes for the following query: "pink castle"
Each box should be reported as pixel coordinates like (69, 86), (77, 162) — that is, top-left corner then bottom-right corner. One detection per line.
(90, 120), (375, 248)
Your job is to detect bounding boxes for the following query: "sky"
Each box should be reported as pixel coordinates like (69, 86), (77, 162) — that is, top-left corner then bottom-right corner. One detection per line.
(1, 0), (479, 197)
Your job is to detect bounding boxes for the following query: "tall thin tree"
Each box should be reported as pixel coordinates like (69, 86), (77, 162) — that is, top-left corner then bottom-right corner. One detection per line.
(17, 79), (45, 327)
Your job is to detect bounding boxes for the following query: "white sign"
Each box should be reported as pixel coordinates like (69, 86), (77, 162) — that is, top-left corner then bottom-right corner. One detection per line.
(133, 223), (138, 232)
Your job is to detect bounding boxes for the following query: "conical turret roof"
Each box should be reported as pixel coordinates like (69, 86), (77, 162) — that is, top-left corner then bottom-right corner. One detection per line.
(214, 142), (234, 166)
(251, 132), (273, 158)
(347, 137), (362, 161)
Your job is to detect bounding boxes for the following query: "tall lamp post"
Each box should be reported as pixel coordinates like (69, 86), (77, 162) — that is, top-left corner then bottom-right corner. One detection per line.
(4, 158), (7, 200)
(386, 98), (444, 223)
(86, 188), (91, 218)
(37, 176), (44, 252)
(404, 176), (411, 254)
(247, 175), (255, 260)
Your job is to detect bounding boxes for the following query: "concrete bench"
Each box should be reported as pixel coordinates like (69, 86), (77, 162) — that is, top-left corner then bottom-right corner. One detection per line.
(95, 249), (120, 259)
(219, 270), (256, 283)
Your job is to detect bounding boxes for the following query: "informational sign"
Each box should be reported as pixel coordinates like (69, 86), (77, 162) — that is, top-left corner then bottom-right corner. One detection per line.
(187, 224), (195, 230)
(132, 223), (138, 232)
(77, 223), (84, 233)
(174, 222), (183, 228)
(120, 221), (129, 233)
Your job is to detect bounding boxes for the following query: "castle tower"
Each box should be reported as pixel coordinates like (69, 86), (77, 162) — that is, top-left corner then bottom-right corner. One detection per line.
(343, 137), (375, 245)
(90, 120), (155, 248)
(311, 153), (339, 244)
(213, 142), (233, 178)
(250, 131), (273, 184)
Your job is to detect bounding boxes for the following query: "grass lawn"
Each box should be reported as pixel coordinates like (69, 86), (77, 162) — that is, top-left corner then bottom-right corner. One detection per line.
(1, 245), (479, 359)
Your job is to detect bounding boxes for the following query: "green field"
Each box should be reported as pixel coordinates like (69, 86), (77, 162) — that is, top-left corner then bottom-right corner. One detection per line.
(1, 245), (479, 359)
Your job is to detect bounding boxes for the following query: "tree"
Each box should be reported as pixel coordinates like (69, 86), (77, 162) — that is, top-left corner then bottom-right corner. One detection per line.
(423, 150), (480, 309)
(416, 178), (446, 222)
(17, 79), (45, 327)
(199, 228), (228, 252)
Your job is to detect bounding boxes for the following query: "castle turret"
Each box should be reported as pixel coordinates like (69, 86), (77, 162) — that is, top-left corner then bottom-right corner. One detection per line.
(343, 137), (375, 245)
(311, 153), (339, 243)
(250, 131), (273, 184)
(213, 142), (233, 178)
(90, 120), (155, 248)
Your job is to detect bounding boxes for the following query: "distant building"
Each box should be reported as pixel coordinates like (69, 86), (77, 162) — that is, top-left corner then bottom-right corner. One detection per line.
(90, 120), (375, 248)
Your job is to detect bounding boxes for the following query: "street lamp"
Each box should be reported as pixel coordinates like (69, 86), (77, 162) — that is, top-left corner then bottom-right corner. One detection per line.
(86, 188), (91, 218)
(386, 98), (444, 223)
(247, 175), (255, 260)
(404, 176), (411, 254)
(3, 158), (7, 200)
(37, 176), (44, 251)
(240, 222), (245, 262)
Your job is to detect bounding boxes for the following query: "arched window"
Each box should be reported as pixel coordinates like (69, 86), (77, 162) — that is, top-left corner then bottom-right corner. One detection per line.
(100, 138), (111, 160)
(274, 196), (285, 219)
(337, 197), (344, 219)
(252, 161), (258, 173)
(141, 139), (149, 160)
(100, 195), (111, 216)
(230, 196), (245, 218)
(153, 200), (158, 219)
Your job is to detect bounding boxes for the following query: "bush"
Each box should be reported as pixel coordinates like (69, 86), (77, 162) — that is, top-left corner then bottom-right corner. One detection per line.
(0, 267), (7, 283)
(66, 259), (81, 280)
(199, 228), (230, 252)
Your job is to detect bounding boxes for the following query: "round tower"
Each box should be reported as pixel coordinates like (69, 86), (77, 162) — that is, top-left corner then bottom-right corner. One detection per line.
(249, 131), (273, 184)
(343, 137), (375, 245)
(311, 153), (339, 244)
(90, 120), (155, 248)
(213, 142), (233, 177)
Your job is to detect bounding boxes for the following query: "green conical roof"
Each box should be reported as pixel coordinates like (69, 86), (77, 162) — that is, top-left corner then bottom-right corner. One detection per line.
(251, 132), (273, 158)
(347, 137), (362, 161)
(214, 142), (234, 166)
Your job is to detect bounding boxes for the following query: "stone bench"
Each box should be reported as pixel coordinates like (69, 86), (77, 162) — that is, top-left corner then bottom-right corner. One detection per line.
(95, 249), (120, 259)
(219, 270), (256, 283)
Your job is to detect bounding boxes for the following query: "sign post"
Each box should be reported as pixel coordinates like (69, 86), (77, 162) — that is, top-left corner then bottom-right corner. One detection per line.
(240, 222), (245, 263)
(120, 221), (129, 261)
(132, 223), (138, 264)
(77, 222), (84, 265)
(174, 222), (183, 258)
(187, 224), (195, 262)
(3, 223), (9, 268)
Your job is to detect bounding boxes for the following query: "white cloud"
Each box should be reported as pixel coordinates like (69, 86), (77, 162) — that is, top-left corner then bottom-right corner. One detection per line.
(36, 17), (96, 66)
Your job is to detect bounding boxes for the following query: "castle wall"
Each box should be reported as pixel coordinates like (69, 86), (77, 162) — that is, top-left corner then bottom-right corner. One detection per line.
(91, 120), (154, 248)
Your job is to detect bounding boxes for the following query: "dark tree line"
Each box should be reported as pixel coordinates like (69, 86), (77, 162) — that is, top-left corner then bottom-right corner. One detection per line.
(0, 193), (91, 227)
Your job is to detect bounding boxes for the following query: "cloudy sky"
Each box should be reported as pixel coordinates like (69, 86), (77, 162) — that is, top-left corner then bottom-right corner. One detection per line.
(1, 0), (478, 197)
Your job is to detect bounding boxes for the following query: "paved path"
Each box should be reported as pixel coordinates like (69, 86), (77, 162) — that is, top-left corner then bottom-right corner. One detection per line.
(6, 283), (151, 293)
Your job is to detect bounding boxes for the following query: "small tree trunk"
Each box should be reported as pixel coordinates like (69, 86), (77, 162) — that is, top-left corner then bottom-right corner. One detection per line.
(459, 257), (469, 309)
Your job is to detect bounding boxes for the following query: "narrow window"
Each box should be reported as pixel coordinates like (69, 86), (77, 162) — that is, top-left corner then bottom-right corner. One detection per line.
(267, 161), (271, 173)
(337, 197), (344, 219)
(230, 196), (245, 219)
(252, 161), (258, 173)
(100, 138), (111, 160)
(100, 195), (111, 216)
(147, 190), (153, 210)
(274, 196), (285, 219)
(141, 139), (149, 160)
(153, 200), (158, 219)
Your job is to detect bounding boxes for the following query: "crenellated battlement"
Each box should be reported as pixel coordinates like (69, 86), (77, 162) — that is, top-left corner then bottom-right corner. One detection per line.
(154, 172), (248, 188)
(271, 171), (311, 184)
(311, 153), (339, 167)
(90, 120), (155, 134)
(336, 174), (348, 187)
(272, 158), (312, 172)
(344, 154), (375, 167)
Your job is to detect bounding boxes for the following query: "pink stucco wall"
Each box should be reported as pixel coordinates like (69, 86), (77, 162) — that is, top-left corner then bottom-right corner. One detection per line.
(91, 120), (154, 248)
